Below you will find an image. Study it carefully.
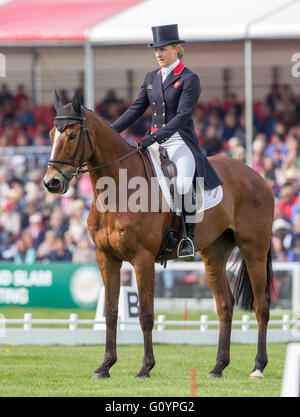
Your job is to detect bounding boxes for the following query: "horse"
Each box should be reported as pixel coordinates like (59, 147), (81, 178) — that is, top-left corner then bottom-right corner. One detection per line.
(43, 91), (274, 380)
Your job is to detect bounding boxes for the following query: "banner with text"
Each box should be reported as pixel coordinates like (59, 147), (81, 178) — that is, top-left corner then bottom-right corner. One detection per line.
(0, 263), (102, 309)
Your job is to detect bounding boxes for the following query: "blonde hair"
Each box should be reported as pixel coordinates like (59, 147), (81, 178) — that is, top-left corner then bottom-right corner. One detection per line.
(173, 44), (184, 60)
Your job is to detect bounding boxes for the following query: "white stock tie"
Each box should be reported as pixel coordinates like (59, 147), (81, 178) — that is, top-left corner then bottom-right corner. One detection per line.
(161, 59), (180, 83)
(161, 67), (171, 83)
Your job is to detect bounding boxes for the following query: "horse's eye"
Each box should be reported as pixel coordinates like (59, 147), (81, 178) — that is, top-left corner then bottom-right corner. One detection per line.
(68, 132), (76, 141)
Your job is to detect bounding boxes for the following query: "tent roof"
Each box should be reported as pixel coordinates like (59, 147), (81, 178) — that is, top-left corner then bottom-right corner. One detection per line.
(249, 0), (300, 39)
(89, 0), (300, 43)
(0, 0), (299, 44)
(0, 0), (142, 42)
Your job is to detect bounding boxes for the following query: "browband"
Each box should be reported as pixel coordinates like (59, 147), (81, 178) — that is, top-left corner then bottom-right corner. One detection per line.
(55, 116), (83, 121)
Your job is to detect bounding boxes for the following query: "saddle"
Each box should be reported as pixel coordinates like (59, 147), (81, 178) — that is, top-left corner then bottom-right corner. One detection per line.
(148, 145), (184, 268)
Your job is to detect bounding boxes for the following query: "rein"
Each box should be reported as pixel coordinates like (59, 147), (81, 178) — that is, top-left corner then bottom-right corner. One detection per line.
(48, 107), (143, 180)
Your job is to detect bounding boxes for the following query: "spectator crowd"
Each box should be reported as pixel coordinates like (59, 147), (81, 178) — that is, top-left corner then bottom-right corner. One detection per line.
(1, 82), (300, 264)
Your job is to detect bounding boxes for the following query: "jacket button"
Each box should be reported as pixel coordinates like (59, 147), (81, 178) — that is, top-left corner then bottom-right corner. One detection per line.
(154, 113), (157, 116)
(152, 102), (156, 105)
(162, 124), (165, 127)
(163, 102), (165, 106)
(154, 124), (157, 127)
(163, 113), (165, 116)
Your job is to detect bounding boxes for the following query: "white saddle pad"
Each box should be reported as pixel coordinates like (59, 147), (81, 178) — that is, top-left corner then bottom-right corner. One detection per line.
(148, 145), (223, 215)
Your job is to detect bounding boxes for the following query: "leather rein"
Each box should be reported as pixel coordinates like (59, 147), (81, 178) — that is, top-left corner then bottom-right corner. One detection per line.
(48, 107), (143, 181)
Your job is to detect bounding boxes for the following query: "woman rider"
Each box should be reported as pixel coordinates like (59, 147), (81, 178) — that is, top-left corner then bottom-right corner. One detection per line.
(112, 24), (223, 257)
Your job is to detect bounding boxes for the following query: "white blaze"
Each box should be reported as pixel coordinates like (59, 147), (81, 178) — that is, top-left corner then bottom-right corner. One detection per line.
(50, 128), (60, 159)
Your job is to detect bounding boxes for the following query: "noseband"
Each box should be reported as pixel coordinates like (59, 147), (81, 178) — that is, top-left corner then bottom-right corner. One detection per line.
(48, 106), (141, 181)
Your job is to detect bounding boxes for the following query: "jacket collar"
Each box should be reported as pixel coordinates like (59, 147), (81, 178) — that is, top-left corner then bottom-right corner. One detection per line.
(157, 60), (185, 76)
(174, 60), (184, 75)
(162, 61), (185, 90)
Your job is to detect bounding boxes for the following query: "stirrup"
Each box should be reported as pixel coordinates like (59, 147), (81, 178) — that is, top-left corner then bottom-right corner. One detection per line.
(177, 237), (195, 258)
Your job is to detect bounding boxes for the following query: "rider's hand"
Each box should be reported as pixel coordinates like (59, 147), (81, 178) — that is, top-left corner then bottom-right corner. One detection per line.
(138, 134), (156, 149)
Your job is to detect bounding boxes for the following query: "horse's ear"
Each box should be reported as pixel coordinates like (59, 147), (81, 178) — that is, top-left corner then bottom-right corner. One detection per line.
(54, 89), (63, 113)
(72, 90), (81, 115)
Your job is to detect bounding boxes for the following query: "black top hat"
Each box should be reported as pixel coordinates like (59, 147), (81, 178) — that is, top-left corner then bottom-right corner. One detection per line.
(148, 24), (185, 48)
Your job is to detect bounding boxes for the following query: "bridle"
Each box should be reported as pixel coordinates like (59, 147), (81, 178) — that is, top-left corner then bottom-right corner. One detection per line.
(48, 106), (93, 181)
(48, 106), (141, 181)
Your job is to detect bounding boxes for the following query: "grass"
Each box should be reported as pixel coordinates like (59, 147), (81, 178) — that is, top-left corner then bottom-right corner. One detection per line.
(0, 306), (288, 396)
(0, 344), (286, 397)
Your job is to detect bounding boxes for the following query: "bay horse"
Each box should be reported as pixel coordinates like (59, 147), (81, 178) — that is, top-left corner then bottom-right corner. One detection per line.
(43, 91), (274, 379)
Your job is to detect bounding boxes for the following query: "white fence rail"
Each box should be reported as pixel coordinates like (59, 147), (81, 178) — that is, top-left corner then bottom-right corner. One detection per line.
(1, 313), (300, 346)
(124, 260), (300, 313)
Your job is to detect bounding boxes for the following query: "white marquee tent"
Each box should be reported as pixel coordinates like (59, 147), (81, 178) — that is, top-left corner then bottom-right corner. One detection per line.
(89, 0), (300, 43)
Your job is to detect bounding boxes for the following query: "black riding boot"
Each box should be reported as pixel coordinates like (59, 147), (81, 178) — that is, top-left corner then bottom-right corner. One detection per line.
(178, 189), (196, 259)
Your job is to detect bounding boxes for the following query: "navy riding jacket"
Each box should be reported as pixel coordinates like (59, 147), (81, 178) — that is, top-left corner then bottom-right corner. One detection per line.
(112, 61), (223, 190)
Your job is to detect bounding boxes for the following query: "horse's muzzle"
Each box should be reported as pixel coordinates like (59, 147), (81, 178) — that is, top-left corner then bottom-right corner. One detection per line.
(43, 176), (68, 194)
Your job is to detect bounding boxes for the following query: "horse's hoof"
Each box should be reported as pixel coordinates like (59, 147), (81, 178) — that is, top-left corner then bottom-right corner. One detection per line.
(92, 370), (110, 379)
(249, 369), (264, 379)
(135, 370), (151, 378)
(207, 372), (222, 378)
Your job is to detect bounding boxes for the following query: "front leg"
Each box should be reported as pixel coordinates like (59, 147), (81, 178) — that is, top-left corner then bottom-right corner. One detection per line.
(93, 249), (122, 378)
(132, 251), (156, 378)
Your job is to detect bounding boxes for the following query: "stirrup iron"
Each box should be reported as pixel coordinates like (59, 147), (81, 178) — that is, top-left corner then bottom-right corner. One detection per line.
(177, 236), (195, 258)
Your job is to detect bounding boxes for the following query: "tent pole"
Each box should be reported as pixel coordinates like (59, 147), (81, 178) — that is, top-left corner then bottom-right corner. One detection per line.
(244, 39), (253, 167)
(32, 47), (42, 105)
(84, 42), (94, 110)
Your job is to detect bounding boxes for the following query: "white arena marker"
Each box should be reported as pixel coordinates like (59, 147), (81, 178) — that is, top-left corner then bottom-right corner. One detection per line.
(94, 285), (139, 331)
(281, 344), (300, 397)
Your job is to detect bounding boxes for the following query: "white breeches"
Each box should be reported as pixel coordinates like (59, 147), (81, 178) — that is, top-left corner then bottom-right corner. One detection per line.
(161, 132), (196, 195)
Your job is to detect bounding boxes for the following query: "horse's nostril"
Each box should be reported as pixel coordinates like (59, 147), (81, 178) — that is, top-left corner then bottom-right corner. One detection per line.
(51, 178), (61, 188)
(44, 178), (62, 192)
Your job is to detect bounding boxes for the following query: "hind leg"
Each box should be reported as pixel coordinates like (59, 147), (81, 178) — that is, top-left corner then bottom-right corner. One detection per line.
(237, 240), (271, 378)
(201, 232), (235, 377)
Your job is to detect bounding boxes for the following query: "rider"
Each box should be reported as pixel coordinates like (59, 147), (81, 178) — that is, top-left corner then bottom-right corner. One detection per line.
(112, 24), (223, 257)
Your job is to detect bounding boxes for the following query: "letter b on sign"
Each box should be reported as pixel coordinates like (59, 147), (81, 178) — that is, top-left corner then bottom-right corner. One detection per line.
(127, 292), (139, 318)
